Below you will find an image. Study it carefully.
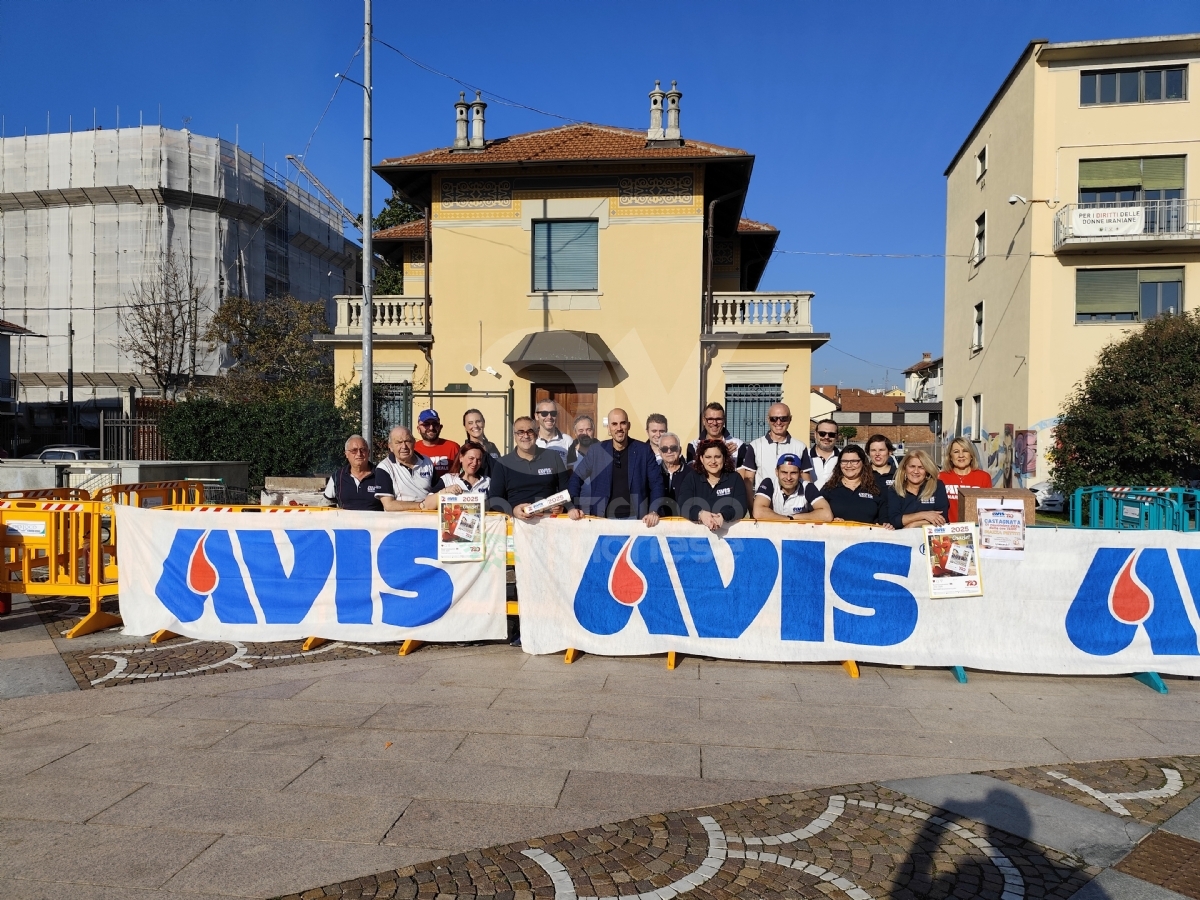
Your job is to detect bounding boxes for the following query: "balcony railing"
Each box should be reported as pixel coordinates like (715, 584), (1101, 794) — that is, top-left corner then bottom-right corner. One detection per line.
(1054, 198), (1200, 251)
(709, 292), (813, 334)
(333, 294), (426, 335)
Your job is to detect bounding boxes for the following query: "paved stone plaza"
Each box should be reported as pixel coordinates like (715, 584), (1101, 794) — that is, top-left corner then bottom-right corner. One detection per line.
(3, 595), (1200, 899)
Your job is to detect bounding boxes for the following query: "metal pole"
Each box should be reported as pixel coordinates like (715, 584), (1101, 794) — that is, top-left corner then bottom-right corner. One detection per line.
(360, 0), (374, 444)
(67, 308), (74, 444)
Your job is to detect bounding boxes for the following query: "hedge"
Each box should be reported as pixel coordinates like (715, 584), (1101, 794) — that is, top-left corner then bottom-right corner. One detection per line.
(159, 396), (353, 487)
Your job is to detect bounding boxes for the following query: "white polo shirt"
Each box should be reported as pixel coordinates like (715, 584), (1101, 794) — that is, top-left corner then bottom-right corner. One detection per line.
(536, 432), (572, 461)
(810, 447), (842, 490)
(376, 451), (434, 502)
(749, 433), (815, 489)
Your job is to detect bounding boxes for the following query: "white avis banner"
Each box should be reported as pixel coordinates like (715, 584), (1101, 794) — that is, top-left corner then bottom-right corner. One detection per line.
(514, 517), (1200, 676)
(117, 506), (507, 642)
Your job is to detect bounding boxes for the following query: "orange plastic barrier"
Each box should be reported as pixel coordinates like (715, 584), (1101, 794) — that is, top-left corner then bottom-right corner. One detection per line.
(162, 504), (333, 513)
(0, 488), (92, 501)
(96, 480), (207, 509)
(0, 498), (118, 637)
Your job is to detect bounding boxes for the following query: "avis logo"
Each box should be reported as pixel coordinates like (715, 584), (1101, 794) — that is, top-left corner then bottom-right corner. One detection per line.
(1066, 548), (1200, 656)
(156, 528), (452, 627)
(574, 536), (917, 646)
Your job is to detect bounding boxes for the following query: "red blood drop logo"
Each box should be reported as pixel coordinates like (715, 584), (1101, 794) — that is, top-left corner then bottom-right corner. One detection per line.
(609, 539), (647, 606)
(187, 534), (218, 595)
(1110, 555), (1151, 624)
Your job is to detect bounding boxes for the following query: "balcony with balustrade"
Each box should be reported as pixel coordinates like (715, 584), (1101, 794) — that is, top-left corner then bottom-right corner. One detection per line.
(703, 291), (826, 347)
(1054, 199), (1200, 252)
(316, 294), (432, 349)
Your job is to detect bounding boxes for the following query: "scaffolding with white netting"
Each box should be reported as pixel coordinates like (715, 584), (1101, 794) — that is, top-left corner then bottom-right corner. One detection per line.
(0, 126), (357, 404)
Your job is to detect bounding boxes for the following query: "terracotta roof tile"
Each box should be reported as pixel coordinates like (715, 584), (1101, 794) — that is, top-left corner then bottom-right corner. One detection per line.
(0, 319), (37, 336)
(837, 389), (905, 414)
(378, 123), (749, 167)
(903, 355), (943, 375)
(738, 217), (778, 233)
(373, 220), (427, 241)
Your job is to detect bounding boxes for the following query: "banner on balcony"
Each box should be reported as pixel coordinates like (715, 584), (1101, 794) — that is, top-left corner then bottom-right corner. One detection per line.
(1072, 206), (1144, 236)
(513, 517), (1200, 676)
(116, 506), (508, 642)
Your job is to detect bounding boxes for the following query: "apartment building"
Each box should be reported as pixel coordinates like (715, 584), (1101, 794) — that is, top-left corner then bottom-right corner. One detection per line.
(323, 85), (828, 447)
(942, 34), (1198, 486)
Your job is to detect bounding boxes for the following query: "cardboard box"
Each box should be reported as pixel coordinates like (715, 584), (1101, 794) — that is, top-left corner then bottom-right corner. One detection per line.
(958, 487), (1036, 526)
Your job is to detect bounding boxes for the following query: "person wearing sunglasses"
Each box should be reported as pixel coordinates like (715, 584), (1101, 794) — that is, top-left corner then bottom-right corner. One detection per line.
(323, 434), (395, 511)
(820, 444), (891, 526)
(567, 408), (663, 526)
(749, 402), (814, 490)
(809, 418), (842, 489)
(753, 453), (831, 523)
(656, 431), (690, 516)
(533, 400), (572, 462)
(486, 417), (571, 519)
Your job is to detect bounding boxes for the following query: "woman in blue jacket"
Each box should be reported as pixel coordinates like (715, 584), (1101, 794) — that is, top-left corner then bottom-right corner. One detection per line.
(888, 449), (951, 529)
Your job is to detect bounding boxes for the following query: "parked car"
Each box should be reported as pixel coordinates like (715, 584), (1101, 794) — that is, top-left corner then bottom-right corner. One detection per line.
(35, 445), (102, 462)
(1030, 481), (1065, 513)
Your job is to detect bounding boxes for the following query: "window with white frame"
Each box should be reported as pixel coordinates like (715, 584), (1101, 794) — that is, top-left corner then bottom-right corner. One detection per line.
(972, 302), (984, 350)
(971, 394), (983, 438)
(971, 213), (986, 264)
(975, 146), (987, 180)
(954, 398), (964, 437)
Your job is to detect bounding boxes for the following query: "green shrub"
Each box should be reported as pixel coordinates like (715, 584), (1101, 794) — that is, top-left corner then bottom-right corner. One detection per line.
(159, 396), (354, 487)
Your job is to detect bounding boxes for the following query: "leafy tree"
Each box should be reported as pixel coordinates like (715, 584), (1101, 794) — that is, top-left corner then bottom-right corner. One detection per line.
(204, 293), (332, 400)
(1050, 311), (1200, 495)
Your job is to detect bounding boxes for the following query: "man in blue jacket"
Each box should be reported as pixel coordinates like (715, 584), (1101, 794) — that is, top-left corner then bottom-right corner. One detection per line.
(567, 408), (663, 527)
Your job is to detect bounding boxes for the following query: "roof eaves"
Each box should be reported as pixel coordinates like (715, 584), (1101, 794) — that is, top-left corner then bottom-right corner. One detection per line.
(944, 39), (1047, 177)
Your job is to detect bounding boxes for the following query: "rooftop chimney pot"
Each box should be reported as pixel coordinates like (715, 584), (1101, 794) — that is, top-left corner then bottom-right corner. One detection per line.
(453, 92), (469, 150)
(664, 80), (682, 141)
(647, 80), (665, 140)
(469, 90), (487, 150)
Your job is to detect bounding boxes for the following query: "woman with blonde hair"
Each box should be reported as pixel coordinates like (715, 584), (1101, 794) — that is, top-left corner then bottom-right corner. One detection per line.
(939, 437), (991, 523)
(888, 449), (950, 529)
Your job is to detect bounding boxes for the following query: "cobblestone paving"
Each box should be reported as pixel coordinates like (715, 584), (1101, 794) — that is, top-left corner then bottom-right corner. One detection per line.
(1116, 831), (1200, 899)
(28, 597), (402, 690)
(275, 784), (1097, 900)
(983, 756), (1200, 824)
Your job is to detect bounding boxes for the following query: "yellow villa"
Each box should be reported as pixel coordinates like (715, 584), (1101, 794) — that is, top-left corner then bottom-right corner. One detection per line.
(320, 84), (827, 450)
(942, 34), (1199, 485)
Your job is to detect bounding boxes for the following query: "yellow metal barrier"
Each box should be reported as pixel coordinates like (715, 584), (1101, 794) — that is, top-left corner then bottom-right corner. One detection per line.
(97, 480), (207, 509)
(0, 488), (92, 501)
(0, 498), (119, 637)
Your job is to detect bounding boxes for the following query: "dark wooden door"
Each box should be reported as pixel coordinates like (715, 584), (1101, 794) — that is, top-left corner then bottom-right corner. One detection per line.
(532, 383), (597, 431)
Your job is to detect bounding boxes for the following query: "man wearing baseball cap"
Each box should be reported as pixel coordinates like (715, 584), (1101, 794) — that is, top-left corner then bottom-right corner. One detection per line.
(415, 409), (460, 480)
(752, 452), (832, 522)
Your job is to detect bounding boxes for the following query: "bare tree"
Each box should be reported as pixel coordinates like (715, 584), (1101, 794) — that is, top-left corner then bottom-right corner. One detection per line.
(120, 249), (205, 398)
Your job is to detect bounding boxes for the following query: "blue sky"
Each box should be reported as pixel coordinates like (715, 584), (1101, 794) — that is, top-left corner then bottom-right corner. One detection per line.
(1, 0), (1196, 388)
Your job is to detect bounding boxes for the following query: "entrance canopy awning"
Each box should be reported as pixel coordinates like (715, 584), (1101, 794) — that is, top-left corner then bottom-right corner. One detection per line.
(503, 331), (622, 383)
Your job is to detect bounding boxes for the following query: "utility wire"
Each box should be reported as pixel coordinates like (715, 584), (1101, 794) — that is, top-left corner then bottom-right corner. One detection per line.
(372, 38), (581, 123)
(300, 38), (365, 162)
(824, 345), (913, 371)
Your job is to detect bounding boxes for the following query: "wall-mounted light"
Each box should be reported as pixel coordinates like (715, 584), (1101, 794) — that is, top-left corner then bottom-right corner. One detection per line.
(464, 363), (478, 375)
(484, 366), (499, 377)
(1008, 194), (1059, 208)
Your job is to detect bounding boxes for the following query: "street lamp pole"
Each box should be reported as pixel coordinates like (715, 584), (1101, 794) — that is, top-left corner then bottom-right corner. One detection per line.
(360, 0), (374, 444)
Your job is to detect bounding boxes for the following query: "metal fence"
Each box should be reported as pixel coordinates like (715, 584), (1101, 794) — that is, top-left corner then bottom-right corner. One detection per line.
(724, 383), (783, 443)
(101, 416), (166, 460)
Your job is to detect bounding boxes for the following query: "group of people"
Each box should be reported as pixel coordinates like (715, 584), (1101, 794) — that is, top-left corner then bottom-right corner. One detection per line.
(326, 403), (993, 531)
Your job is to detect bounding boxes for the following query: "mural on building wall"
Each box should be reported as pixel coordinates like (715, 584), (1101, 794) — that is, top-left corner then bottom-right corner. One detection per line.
(1015, 430), (1038, 482)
